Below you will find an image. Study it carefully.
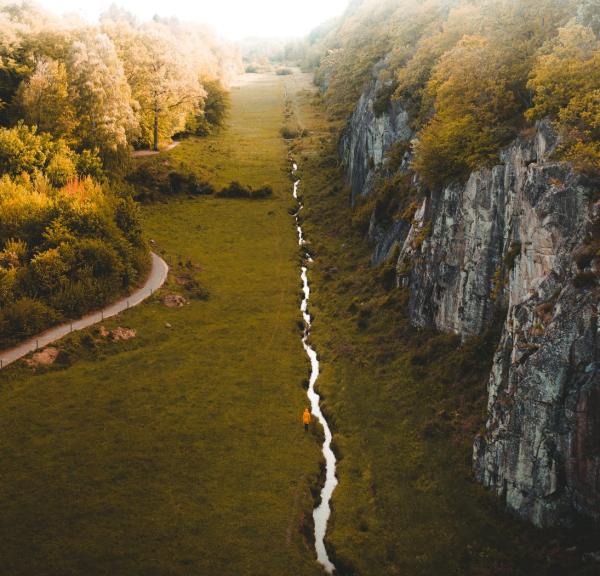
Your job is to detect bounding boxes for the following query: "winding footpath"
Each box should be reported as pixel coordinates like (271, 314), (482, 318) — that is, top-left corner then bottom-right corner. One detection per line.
(0, 252), (169, 370)
(292, 160), (338, 574)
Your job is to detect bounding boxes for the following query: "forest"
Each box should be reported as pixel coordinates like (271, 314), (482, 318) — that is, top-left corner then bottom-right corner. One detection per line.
(0, 2), (240, 346)
(300, 0), (599, 187)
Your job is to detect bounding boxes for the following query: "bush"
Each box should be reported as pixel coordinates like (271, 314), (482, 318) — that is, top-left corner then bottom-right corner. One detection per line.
(216, 181), (273, 199)
(276, 67), (292, 76)
(217, 181), (251, 198)
(280, 125), (308, 140)
(373, 81), (397, 117)
(280, 125), (299, 139)
(572, 271), (597, 288)
(252, 185), (273, 199)
(127, 161), (214, 200)
(168, 171), (214, 196)
(0, 297), (61, 346)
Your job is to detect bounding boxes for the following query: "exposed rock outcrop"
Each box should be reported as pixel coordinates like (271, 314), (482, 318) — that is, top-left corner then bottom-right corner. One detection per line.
(338, 75), (411, 206)
(25, 346), (59, 367)
(339, 81), (599, 527)
(338, 65), (413, 265)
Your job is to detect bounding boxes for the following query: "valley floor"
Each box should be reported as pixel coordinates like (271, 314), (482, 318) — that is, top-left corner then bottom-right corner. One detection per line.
(287, 72), (598, 576)
(0, 73), (322, 576)
(0, 70), (596, 576)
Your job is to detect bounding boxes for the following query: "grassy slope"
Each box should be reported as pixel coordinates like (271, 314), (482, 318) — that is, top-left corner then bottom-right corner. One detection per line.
(287, 71), (597, 576)
(0, 73), (323, 576)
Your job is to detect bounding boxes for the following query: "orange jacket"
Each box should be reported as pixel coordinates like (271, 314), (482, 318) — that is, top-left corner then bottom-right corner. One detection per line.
(303, 409), (311, 425)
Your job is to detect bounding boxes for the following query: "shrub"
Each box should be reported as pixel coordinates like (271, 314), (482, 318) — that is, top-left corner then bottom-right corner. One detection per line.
(573, 243), (600, 270)
(280, 125), (300, 139)
(76, 148), (105, 181)
(373, 81), (397, 117)
(276, 67), (292, 76)
(572, 271), (597, 288)
(252, 185), (273, 199)
(0, 297), (61, 345)
(217, 181), (251, 198)
(126, 161), (214, 200)
(385, 141), (411, 172)
(216, 182), (273, 200)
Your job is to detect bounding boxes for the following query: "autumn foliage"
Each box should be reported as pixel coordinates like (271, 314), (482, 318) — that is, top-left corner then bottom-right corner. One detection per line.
(309, 0), (599, 187)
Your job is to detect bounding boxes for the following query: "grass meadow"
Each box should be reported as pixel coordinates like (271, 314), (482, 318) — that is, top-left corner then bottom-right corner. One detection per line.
(0, 73), (323, 576)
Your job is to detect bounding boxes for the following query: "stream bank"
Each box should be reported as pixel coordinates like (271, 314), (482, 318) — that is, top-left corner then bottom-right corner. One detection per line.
(291, 159), (338, 574)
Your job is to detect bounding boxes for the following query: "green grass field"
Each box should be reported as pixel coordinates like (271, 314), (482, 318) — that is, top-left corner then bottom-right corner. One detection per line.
(0, 73), (323, 576)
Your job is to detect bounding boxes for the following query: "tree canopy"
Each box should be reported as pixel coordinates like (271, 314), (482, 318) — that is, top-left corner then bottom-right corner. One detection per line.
(0, 2), (242, 345)
(306, 0), (599, 187)
(0, 2), (242, 155)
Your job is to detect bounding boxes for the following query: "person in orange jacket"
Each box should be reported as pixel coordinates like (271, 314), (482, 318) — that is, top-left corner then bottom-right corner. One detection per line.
(303, 407), (311, 432)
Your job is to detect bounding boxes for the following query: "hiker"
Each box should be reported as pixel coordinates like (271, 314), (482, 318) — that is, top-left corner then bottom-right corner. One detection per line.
(303, 407), (311, 432)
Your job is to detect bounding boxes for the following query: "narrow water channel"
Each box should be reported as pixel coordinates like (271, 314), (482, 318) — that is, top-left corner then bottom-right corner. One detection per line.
(291, 160), (338, 574)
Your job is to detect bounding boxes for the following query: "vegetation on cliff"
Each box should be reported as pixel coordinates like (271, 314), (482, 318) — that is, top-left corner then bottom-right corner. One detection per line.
(302, 0), (599, 187)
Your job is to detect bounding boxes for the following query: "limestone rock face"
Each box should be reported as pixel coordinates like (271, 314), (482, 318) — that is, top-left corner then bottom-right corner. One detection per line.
(403, 121), (591, 336)
(339, 80), (411, 205)
(338, 69), (412, 265)
(339, 80), (600, 526)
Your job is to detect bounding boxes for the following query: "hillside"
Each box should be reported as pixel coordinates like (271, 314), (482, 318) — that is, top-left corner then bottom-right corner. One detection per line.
(286, 0), (600, 571)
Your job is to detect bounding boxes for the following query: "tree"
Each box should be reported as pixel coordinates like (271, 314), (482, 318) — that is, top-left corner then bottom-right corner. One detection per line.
(0, 122), (77, 185)
(16, 56), (75, 138)
(132, 29), (204, 150)
(413, 35), (520, 187)
(67, 33), (138, 161)
(186, 78), (229, 136)
(527, 22), (600, 177)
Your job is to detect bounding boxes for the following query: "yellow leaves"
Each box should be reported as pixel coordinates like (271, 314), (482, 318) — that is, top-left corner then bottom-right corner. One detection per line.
(563, 140), (600, 178)
(559, 89), (600, 138)
(527, 22), (600, 176)
(414, 32), (520, 187)
(0, 238), (27, 269)
(527, 23), (600, 122)
(57, 177), (106, 216)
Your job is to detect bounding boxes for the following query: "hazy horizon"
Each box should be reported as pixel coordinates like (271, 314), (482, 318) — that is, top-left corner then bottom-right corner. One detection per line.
(33, 0), (349, 40)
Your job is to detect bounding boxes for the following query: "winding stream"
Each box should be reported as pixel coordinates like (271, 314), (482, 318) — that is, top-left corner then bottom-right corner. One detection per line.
(291, 160), (338, 574)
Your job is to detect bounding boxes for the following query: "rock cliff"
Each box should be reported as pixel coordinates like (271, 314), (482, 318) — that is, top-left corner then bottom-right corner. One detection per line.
(339, 81), (599, 526)
(338, 70), (413, 265)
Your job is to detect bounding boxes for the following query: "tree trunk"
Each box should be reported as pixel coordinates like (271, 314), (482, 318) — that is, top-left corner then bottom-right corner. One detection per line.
(153, 104), (159, 152)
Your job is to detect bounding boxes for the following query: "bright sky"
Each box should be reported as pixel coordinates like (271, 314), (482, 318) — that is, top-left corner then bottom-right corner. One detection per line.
(36, 0), (349, 40)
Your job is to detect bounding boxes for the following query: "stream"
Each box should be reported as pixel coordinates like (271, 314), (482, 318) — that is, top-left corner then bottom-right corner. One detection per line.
(291, 160), (338, 574)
